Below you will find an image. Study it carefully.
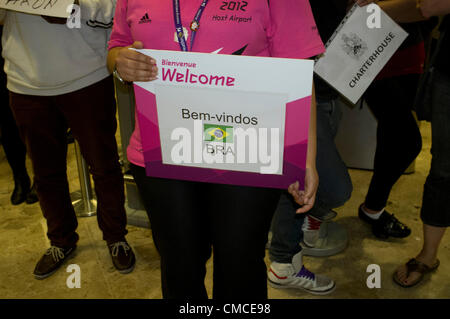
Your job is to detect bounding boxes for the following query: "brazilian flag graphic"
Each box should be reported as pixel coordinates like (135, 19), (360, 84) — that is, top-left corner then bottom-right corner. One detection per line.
(204, 124), (233, 143)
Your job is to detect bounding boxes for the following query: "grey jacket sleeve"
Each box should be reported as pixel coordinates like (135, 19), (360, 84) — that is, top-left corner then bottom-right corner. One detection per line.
(79, 0), (117, 28)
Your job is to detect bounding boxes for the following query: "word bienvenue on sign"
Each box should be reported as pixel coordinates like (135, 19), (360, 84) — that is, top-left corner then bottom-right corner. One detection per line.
(0, 0), (74, 18)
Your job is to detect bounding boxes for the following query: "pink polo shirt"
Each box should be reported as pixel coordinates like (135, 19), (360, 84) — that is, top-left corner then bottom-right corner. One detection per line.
(108, 0), (325, 167)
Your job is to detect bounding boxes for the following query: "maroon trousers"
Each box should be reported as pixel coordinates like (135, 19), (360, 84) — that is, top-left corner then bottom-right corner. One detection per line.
(9, 76), (127, 247)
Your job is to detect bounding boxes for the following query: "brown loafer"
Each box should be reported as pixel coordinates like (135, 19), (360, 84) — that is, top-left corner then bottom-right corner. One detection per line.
(393, 258), (440, 288)
(34, 246), (76, 279)
(108, 241), (136, 274)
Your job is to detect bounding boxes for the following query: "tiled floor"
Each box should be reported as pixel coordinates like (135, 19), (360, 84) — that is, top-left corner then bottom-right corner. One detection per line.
(0, 121), (449, 299)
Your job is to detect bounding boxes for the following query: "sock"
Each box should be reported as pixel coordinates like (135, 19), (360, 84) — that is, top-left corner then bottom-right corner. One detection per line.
(361, 205), (384, 220)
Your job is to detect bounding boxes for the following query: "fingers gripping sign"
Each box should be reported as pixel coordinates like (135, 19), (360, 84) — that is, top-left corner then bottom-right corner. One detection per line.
(115, 41), (158, 83)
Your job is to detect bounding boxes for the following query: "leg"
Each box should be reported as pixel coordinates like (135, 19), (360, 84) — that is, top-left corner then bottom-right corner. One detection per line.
(269, 192), (303, 263)
(209, 184), (281, 299)
(394, 69), (450, 286)
(9, 92), (78, 248)
(269, 97), (352, 260)
(311, 97), (352, 216)
(364, 75), (422, 211)
(0, 57), (31, 204)
(131, 164), (211, 299)
(395, 224), (445, 286)
(0, 93), (27, 180)
(359, 75), (422, 238)
(57, 77), (127, 244)
(417, 224), (446, 263)
(0, 92), (31, 204)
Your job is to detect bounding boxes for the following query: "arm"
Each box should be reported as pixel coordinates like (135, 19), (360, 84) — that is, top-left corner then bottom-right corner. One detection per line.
(420, 0), (450, 18)
(288, 84), (319, 214)
(307, 85), (317, 175)
(379, 0), (427, 22)
(79, 0), (116, 27)
(106, 0), (156, 81)
(355, 0), (427, 22)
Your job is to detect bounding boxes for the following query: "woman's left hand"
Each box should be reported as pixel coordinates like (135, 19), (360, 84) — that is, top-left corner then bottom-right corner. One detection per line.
(288, 167), (319, 214)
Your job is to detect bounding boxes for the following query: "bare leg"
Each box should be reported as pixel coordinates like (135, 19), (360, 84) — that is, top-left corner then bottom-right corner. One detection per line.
(396, 224), (446, 285)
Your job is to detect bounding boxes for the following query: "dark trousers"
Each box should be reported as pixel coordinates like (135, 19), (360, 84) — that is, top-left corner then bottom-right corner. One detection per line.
(421, 69), (450, 227)
(269, 98), (352, 263)
(9, 76), (127, 247)
(131, 164), (281, 299)
(0, 44), (27, 180)
(364, 74), (422, 211)
(0, 76), (27, 179)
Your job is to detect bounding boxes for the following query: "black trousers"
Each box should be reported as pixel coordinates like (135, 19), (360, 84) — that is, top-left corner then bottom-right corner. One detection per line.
(131, 164), (281, 299)
(0, 50), (27, 180)
(421, 69), (450, 227)
(364, 74), (422, 211)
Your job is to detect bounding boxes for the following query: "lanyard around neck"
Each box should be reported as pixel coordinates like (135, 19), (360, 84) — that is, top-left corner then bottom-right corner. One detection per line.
(173, 0), (209, 52)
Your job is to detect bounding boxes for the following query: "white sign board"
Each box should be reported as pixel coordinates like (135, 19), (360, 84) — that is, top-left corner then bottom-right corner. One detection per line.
(0, 0), (74, 18)
(155, 84), (287, 175)
(133, 49), (315, 186)
(314, 4), (408, 104)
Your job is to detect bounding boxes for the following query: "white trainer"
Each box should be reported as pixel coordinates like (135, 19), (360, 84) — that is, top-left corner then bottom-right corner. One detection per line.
(268, 251), (336, 295)
(302, 215), (323, 248)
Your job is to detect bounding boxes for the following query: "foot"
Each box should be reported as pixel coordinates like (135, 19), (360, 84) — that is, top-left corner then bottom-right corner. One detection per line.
(108, 241), (136, 274)
(25, 183), (39, 204)
(10, 176), (31, 205)
(34, 246), (76, 279)
(301, 215), (323, 248)
(301, 220), (348, 257)
(394, 255), (440, 287)
(358, 204), (411, 239)
(267, 251), (335, 295)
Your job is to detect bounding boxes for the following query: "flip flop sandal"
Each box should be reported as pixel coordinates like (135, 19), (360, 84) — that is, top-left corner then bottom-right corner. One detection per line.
(393, 258), (440, 288)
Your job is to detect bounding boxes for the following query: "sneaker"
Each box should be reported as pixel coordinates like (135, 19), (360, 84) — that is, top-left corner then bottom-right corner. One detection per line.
(33, 246), (76, 279)
(267, 251), (335, 295)
(302, 215), (323, 248)
(358, 204), (411, 239)
(108, 241), (136, 274)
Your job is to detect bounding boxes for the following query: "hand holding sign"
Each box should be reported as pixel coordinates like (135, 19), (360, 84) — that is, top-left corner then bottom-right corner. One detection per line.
(113, 41), (158, 82)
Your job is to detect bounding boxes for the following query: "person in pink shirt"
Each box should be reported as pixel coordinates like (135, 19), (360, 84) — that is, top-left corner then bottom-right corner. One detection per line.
(107, 0), (323, 299)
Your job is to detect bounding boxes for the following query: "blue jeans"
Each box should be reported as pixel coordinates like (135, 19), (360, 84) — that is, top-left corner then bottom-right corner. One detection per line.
(269, 98), (353, 263)
(421, 69), (450, 227)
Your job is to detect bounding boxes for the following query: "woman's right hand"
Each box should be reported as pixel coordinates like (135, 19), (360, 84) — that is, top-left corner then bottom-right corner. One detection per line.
(114, 41), (158, 82)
